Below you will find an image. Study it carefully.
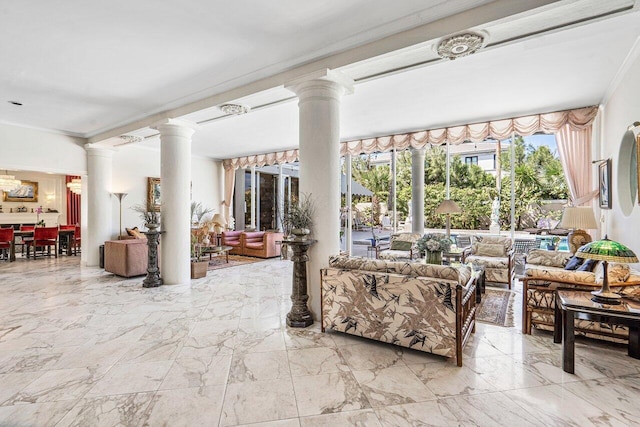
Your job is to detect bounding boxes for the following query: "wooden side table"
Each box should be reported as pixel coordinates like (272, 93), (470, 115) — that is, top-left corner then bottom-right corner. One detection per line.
(554, 290), (640, 373)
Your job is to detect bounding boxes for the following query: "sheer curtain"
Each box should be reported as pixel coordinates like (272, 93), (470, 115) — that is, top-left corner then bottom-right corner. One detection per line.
(556, 125), (596, 206)
(222, 166), (235, 224)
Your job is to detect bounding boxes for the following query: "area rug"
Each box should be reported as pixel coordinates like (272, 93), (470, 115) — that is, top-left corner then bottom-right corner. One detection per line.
(207, 255), (264, 271)
(476, 287), (515, 327)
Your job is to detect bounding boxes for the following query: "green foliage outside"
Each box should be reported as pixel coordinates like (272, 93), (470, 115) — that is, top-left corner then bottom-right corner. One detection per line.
(350, 136), (568, 230)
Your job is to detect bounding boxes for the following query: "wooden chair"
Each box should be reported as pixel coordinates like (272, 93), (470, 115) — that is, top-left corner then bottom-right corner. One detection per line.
(0, 228), (13, 261)
(72, 225), (81, 255)
(15, 225), (35, 257)
(59, 224), (76, 255)
(27, 227), (58, 259)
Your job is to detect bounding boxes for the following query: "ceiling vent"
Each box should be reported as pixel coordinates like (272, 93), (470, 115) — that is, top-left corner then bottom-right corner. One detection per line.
(436, 33), (485, 60)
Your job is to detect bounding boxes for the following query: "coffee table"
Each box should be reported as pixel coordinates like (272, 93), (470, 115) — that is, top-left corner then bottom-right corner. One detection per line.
(200, 245), (232, 263)
(554, 290), (640, 373)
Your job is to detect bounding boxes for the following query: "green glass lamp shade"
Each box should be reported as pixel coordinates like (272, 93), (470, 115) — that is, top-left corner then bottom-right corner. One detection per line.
(575, 237), (638, 263)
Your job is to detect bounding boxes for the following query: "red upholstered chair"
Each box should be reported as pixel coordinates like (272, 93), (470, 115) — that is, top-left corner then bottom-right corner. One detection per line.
(0, 228), (13, 261)
(16, 225), (36, 256)
(59, 225), (76, 256)
(72, 226), (81, 255)
(222, 230), (243, 255)
(27, 227), (58, 259)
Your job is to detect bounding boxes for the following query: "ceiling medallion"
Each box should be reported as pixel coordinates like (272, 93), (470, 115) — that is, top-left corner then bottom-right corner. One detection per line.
(219, 104), (250, 115)
(118, 135), (144, 144)
(437, 33), (485, 60)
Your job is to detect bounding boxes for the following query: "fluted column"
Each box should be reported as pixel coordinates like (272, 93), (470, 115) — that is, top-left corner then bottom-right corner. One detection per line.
(85, 144), (114, 266)
(286, 69), (353, 319)
(411, 148), (426, 235)
(153, 119), (198, 285)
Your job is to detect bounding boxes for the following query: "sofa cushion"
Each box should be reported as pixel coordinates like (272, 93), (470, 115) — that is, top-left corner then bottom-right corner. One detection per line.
(126, 227), (147, 240)
(564, 256), (583, 270)
(525, 265), (596, 285)
(577, 258), (598, 272)
(465, 255), (508, 269)
(245, 242), (264, 249)
(474, 235), (512, 252)
(526, 249), (570, 268)
(475, 243), (505, 257)
(390, 240), (413, 251)
(595, 262), (631, 284)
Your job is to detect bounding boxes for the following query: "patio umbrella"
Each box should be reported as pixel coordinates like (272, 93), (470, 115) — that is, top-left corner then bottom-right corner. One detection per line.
(341, 174), (373, 196)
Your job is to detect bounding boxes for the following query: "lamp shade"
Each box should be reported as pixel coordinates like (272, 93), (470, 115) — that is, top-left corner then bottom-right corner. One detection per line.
(560, 207), (597, 230)
(435, 199), (461, 214)
(576, 237), (638, 263)
(212, 213), (226, 226)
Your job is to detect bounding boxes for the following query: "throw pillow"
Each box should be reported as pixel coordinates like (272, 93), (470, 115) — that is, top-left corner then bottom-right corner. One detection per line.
(126, 227), (147, 240)
(595, 262), (631, 284)
(390, 240), (413, 251)
(475, 243), (505, 257)
(577, 258), (597, 272)
(564, 256), (584, 271)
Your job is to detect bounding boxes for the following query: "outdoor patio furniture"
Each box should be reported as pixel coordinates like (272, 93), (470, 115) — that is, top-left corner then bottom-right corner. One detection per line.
(377, 232), (421, 261)
(455, 234), (472, 250)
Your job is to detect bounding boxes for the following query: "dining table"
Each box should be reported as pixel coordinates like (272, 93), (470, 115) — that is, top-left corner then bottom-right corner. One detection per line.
(9, 228), (75, 261)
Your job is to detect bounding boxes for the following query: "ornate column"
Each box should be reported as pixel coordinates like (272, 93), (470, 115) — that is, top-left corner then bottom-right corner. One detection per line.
(411, 148), (426, 235)
(142, 227), (163, 288)
(153, 119), (198, 285)
(85, 144), (114, 266)
(286, 69), (353, 319)
(285, 239), (316, 327)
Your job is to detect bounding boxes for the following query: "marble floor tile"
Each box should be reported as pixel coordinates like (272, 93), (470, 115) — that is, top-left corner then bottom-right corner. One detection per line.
(464, 354), (547, 391)
(160, 354), (232, 390)
(288, 347), (349, 376)
(229, 350), (291, 383)
(56, 392), (154, 427)
(292, 372), (370, 417)
(235, 419), (300, 427)
(511, 350), (606, 385)
(220, 378), (298, 426)
(439, 391), (540, 426)
(284, 327), (337, 349)
(407, 362), (496, 398)
(299, 409), (381, 427)
(117, 337), (184, 364)
(139, 385), (226, 427)
(352, 365), (436, 408)
(503, 384), (628, 426)
(374, 401), (460, 426)
(85, 360), (172, 397)
(0, 400), (78, 427)
(0, 370), (42, 405)
(338, 342), (404, 370)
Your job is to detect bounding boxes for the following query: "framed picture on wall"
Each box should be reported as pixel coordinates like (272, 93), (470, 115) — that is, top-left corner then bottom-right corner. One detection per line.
(147, 177), (161, 212)
(599, 159), (612, 209)
(3, 180), (38, 202)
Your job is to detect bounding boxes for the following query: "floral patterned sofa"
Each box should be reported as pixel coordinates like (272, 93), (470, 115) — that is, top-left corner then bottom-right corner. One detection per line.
(321, 256), (477, 366)
(522, 249), (640, 343)
(461, 235), (515, 288)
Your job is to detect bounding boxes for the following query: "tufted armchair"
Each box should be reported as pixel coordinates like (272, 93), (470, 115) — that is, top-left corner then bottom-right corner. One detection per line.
(221, 230), (243, 255)
(462, 235), (514, 288)
(377, 232), (421, 261)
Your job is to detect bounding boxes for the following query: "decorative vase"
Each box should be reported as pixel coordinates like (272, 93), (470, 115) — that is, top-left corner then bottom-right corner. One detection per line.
(425, 250), (442, 265)
(146, 222), (160, 231)
(291, 228), (311, 241)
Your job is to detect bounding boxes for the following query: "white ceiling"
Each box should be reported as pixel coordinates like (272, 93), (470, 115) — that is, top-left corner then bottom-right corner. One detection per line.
(2, 0), (640, 160)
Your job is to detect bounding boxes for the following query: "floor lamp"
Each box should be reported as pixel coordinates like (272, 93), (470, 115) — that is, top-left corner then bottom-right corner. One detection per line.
(113, 193), (128, 239)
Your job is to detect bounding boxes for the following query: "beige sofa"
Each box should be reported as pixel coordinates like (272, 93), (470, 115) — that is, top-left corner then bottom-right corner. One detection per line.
(523, 248), (640, 343)
(321, 256), (477, 366)
(462, 235), (514, 288)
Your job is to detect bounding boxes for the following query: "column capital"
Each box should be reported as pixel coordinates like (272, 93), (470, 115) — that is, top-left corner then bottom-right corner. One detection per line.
(285, 69), (354, 99)
(152, 119), (200, 137)
(85, 143), (115, 157)
(410, 147), (427, 156)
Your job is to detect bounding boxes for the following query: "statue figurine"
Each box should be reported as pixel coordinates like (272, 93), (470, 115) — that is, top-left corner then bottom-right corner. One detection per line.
(489, 197), (501, 234)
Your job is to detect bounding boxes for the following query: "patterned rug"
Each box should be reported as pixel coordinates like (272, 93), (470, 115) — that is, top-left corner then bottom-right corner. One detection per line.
(476, 287), (515, 327)
(207, 254), (265, 270)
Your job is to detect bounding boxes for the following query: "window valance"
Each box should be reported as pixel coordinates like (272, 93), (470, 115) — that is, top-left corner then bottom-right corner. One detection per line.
(223, 105), (598, 170)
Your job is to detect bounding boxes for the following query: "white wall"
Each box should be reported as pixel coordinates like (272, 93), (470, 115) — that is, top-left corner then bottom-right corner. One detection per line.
(600, 42), (640, 267)
(0, 171), (68, 222)
(111, 145), (223, 239)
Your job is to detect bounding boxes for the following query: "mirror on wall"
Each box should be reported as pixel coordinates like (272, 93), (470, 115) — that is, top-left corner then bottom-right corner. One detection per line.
(618, 127), (639, 216)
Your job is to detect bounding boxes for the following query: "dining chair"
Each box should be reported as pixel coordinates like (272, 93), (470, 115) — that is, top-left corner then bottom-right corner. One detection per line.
(27, 227), (58, 259)
(0, 228), (13, 261)
(16, 225), (36, 257)
(72, 225), (81, 255)
(59, 225), (76, 255)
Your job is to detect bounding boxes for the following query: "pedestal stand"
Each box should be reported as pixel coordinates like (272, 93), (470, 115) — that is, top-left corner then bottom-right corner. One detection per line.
(142, 225), (164, 288)
(285, 238), (316, 328)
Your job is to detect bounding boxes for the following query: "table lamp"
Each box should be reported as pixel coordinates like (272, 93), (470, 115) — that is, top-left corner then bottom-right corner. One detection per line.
(560, 206), (598, 254)
(435, 199), (461, 240)
(211, 213), (227, 234)
(575, 236), (638, 304)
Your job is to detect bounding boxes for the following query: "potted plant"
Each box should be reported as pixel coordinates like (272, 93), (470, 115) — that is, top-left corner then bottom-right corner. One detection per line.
(132, 203), (161, 229)
(283, 193), (315, 241)
(416, 233), (452, 265)
(190, 202), (214, 279)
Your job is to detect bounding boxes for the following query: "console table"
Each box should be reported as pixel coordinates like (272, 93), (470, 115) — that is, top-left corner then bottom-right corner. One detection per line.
(554, 290), (640, 373)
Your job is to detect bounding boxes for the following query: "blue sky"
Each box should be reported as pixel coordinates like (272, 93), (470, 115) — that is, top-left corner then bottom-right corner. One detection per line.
(521, 134), (558, 153)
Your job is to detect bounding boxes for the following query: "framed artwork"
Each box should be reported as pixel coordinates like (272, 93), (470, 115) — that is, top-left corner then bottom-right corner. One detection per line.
(147, 177), (161, 212)
(3, 180), (38, 202)
(599, 159), (612, 209)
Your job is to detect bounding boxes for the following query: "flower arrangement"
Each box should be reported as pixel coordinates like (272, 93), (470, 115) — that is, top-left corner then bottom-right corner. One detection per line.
(131, 203), (161, 227)
(282, 193), (315, 236)
(35, 206), (45, 227)
(416, 233), (452, 255)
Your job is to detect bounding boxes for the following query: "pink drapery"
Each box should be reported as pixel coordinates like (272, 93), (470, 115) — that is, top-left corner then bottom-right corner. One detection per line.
(556, 125), (595, 206)
(221, 167), (235, 224)
(222, 106), (598, 170)
(65, 175), (81, 225)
